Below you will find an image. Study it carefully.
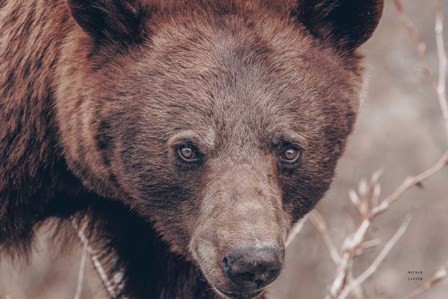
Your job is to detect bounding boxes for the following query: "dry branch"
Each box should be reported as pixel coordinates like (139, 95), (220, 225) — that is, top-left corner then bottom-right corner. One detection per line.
(404, 261), (448, 299)
(74, 241), (88, 299)
(394, 0), (448, 141)
(71, 219), (118, 298)
(371, 151), (448, 217)
(325, 148), (448, 299)
(286, 216), (307, 247)
(309, 211), (341, 264)
(393, 0), (435, 85)
(338, 216), (412, 299)
(435, 0), (448, 141)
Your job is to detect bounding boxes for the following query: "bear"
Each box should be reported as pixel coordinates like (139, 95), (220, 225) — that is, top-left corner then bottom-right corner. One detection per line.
(0, 0), (384, 298)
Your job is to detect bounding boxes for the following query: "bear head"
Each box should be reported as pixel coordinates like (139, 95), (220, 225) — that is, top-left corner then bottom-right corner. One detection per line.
(56, 0), (383, 297)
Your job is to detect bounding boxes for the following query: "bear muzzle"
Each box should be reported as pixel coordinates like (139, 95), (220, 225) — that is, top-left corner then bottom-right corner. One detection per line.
(215, 251), (283, 298)
(192, 241), (285, 298)
(223, 245), (283, 291)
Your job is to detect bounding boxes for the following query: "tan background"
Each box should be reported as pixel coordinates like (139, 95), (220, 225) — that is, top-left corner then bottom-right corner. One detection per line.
(1, 0), (448, 298)
(273, 1), (448, 298)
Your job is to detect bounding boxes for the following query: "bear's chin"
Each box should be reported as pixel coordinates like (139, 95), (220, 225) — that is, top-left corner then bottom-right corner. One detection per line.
(213, 286), (265, 299)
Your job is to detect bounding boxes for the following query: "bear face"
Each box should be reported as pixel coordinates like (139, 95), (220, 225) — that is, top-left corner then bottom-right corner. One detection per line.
(51, 0), (383, 297)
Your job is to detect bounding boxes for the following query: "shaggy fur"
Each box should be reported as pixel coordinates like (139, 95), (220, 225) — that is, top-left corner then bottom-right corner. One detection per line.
(0, 0), (383, 298)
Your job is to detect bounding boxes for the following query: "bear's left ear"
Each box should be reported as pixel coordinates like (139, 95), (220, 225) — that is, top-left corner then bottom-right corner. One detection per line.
(293, 0), (384, 51)
(67, 0), (151, 45)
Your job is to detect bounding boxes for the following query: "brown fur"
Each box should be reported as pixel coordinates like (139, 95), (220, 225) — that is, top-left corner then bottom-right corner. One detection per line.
(0, 0), (383, 298)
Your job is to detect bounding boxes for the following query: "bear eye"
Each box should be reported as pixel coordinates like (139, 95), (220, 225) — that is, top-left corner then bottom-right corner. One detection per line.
(177, 145), (199, 162)
(279, 147), (301, 163)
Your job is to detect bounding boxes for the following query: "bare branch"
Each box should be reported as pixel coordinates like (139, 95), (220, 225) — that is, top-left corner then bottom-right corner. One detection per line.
(324, 149), (447, 299)
(74, 241), (88, 299)
(286, 216), (307, 247)
(394, 0), (448, 141)
(393, 0), (435, 86)
(324, 149), (448, 299)
(71, 219), (118, 298)
(338, 216), (412, 299)
(404, 261), (448, 299)
(354, 239), (381, 257)
(309, 211), (341, 264)
(435, 0), (448, 141)
(327, 219), (372, 299)
(371, 151), (448, 217)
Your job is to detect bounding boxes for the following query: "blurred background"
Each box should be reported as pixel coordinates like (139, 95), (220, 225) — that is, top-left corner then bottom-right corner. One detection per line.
(1, 0), (448, 298)
(274, 0), (448, 298)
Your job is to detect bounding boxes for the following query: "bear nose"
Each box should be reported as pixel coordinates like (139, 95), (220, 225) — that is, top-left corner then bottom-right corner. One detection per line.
(223, 246), (283, 289)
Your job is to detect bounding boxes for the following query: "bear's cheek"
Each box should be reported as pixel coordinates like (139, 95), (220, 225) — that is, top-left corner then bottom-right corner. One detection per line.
(131, 185), (200, 242)
(279, 137), (350, 222)
(107, 143), (200, 251)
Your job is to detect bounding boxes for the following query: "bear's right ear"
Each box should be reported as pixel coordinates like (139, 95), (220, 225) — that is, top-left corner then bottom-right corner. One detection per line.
(66, 0), (151, 45)
(293, 0), (384, 52)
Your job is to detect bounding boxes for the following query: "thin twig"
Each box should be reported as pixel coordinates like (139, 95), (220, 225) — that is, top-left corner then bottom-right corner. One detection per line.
(435, 0), (448, 141)
(327, 149), (448, 299)
(327, 219), (372, 299)
(393, 0), (435, 86)
(74, 241), (88, 299)
(309, 211), (341, 264)
(286, 216), (307, 247)
(404, 261), (448, 299)
(346, 270), (365, 299)
(338, 216), (412, 299)
(71, 219), (118, 298)
(394, 0), (448, 141)
(354, 239), (381, 257)
(371, 151), (448, 217)
(325, 150), (448, 299)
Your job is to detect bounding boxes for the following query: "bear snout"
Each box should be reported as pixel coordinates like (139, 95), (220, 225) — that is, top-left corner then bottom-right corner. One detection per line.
(223, 245), (283, 290)
(188, 160), (289, 297)
(191, 234), (286, 297)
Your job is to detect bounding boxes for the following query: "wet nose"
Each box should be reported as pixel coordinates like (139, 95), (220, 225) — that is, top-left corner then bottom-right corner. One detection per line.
(223, 246), (283, 289)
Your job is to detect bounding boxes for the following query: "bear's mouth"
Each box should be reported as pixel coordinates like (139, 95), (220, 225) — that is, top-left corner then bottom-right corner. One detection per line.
(215, 287), (264, 299)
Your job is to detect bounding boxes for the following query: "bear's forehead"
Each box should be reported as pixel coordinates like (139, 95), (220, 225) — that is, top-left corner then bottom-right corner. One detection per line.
(134, 37), (352, 119)
(116, 3), (357, 147)
(137, 13), (352, 104)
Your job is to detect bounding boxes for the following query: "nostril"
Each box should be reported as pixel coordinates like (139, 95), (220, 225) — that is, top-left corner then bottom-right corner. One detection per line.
(268, 269), (280, 279)
(223, 256), (229, 269)
(223, 246), (283, 289)
(256, 268), (281, 287)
